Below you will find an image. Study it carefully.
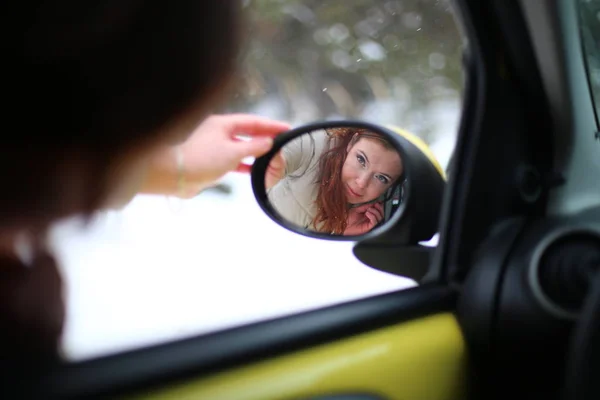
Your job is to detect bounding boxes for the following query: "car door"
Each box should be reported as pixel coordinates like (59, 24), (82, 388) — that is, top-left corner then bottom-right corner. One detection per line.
(7, 0), (562, 398)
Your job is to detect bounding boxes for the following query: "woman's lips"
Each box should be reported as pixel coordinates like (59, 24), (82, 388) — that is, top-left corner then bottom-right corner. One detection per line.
(346, 184), (362, 198)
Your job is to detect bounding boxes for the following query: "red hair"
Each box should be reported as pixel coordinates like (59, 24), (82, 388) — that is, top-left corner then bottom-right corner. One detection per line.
(311, 128), (396, 234)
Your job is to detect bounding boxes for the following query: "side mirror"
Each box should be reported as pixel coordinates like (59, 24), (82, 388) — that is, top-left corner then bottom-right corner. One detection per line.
(251, 120), (447, 280)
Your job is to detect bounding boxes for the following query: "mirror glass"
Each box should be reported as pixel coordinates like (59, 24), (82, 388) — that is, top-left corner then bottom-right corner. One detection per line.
(265, 126), (406, 237)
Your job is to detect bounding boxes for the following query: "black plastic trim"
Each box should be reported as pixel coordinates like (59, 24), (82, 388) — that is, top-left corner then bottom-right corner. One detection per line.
(353, 244), (433, 282)
(24, 284), (456, 399)
(426, 0), (486, 285)
(440, 0), (554, 285)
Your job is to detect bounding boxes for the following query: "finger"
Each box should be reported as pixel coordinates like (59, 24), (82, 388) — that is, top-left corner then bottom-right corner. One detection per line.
(267, 151), (285, 169)
(369, 206), (384, 221)
(215, 114), (291, 138)
(352, 203), (372, 213)
(234, 137), (274, 159)
(365, 211), (378, 226)
(235, 163), (252, 174)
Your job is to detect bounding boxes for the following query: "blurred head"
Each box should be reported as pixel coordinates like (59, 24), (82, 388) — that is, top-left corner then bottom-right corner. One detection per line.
(312, 128), (403, 234)
(0, 1), (242, 232)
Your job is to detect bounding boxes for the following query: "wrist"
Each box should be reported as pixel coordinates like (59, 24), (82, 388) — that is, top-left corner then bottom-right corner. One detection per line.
(173, 146), (207, 199)
(140, 145), (203, 198)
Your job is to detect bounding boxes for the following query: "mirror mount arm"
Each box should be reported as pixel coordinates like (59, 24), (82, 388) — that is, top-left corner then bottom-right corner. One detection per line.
(352, 241), (433, 282)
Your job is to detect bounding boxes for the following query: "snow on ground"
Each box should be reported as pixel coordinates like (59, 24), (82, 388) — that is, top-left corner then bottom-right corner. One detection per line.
(50, 173), (416, 361)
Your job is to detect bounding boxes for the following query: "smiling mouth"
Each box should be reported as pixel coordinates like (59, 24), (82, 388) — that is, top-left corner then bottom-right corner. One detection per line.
(346, 184), (362, 198)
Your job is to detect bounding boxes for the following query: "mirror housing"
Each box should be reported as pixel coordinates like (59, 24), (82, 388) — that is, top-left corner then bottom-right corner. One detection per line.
(251, 119), (446, 247)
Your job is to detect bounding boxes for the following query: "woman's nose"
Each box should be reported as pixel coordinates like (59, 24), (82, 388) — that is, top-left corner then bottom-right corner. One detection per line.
(355, 173), (370, 188)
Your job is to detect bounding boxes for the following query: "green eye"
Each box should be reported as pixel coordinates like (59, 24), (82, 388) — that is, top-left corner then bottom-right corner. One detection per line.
(376, 175), (389, 184)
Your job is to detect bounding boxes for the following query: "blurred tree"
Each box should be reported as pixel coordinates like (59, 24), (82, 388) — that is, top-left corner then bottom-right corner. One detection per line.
(221, 0), (465, 144)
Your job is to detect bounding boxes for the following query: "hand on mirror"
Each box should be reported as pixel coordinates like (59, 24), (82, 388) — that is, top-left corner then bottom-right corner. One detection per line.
(143, 114), (291, 198)
(344, 202), (384, 236)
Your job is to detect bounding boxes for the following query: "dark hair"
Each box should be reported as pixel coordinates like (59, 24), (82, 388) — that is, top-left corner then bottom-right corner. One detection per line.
(0, 1), (242, 365)
(0, 1), (242, 227)
(312, 127), (398, 234)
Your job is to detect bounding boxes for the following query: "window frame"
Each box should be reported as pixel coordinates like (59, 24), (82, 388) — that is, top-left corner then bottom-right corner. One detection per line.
(577, 0), (600, 130)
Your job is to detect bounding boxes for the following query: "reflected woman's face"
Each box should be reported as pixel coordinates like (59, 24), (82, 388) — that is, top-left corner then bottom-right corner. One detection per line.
(341, 137), (403, 204)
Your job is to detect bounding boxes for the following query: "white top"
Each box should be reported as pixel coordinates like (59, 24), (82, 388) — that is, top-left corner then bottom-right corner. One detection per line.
(267, 129), (331, 229)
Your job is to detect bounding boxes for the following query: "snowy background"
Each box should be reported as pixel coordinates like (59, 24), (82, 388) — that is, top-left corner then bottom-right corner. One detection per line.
(49, 0), (464, 361)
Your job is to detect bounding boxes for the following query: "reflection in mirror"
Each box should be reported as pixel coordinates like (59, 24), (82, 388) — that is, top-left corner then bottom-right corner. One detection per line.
(265, 127), (404, 236)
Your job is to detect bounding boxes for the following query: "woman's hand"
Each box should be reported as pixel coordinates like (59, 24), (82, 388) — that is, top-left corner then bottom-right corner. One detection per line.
(343, 202), (384, 236)
(142, 114), (290, 198)
(180, 114), (290, 193)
